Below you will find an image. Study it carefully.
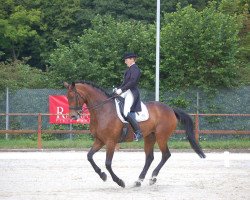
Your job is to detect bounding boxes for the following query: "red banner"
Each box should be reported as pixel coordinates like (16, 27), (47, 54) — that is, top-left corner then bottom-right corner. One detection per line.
(49, 95), (90, 124)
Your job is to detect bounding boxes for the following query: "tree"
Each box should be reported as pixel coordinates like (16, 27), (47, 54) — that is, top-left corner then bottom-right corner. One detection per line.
(48, 15), (155, 89)
(49, 4), (243, 91)
(160, 3), (243, 90)
(39, 0), (87, 49)
(0, 59), (50, 92)
(0, 0), (220, 70)
(219, 0), (250, 85)
(0, 1), (43, 61)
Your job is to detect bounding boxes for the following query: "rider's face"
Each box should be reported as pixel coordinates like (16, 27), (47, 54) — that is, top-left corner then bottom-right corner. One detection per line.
(124, 58), (135, 67)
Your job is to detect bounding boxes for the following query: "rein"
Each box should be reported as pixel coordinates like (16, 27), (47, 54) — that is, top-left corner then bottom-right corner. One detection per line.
(84, 95), (117, 111)
(70, 88), (117, 112)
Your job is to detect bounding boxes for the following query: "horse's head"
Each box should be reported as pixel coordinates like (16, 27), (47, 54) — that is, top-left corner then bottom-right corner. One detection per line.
(64, 82), (86, 120)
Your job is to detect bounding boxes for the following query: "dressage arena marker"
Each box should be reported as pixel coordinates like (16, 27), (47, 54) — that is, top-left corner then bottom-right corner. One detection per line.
(224, 151), (230, 167)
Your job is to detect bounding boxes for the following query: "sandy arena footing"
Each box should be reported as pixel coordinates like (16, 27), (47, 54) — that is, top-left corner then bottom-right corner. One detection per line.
(0, 151), (249, 200)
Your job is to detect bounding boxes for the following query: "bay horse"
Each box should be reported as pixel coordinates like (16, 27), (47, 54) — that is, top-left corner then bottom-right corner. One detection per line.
(64, 81), (206, 188)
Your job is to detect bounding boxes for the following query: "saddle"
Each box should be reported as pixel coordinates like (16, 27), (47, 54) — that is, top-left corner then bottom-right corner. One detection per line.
(114, 96), (149, 123)
(114, 96), (149, 143)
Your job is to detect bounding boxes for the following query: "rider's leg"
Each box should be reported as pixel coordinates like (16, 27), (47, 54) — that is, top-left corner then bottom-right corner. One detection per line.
(126, 112), (143, 141)
(122, 90), (143, 141)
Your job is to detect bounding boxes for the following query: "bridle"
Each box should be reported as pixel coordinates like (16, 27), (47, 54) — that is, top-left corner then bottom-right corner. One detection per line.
(69, 88), (83, 111)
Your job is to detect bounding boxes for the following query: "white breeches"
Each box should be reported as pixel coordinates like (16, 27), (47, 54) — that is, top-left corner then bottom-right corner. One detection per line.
(120, 89), (134, 117)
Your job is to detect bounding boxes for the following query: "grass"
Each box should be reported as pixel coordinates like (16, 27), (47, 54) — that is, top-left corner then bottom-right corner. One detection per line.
(0, 137), (249, 150)
(119, 138), (250, 150)
(199, 139), (250, 149)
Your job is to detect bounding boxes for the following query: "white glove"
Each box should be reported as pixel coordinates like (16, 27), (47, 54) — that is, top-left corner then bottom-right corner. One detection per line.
(115, 88), (122, 95)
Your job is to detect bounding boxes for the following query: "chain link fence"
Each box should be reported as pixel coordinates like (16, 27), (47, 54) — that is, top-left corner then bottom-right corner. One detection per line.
(0, 86), (249, 140)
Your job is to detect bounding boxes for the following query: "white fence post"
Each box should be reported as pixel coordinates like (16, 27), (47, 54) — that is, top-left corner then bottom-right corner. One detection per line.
(6, 87), (9, 140)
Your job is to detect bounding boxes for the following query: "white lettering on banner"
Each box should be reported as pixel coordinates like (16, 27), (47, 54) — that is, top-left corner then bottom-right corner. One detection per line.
(56, 107), (67, 119)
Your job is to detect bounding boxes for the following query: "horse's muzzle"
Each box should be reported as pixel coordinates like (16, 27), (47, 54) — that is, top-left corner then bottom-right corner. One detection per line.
(70, 110), (82, 120)
(70, 114), (80, 120)
(71, 115), (79, 120)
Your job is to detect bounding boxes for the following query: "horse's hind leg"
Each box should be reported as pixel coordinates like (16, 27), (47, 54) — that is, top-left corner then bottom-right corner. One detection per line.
(87, 138), (107, 181)
(150, 140), (171, 185)
(134, 133), (156, 187)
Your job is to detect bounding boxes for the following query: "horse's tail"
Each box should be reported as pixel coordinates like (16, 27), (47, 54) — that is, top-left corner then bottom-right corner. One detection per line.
(173, 108), (206, 158)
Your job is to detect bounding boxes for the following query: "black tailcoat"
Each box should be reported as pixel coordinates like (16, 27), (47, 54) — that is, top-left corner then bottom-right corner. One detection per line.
(119, 64), (142, 112)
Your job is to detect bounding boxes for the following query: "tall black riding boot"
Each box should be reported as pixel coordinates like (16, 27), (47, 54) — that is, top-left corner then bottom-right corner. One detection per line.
(126, 112), (143, 141)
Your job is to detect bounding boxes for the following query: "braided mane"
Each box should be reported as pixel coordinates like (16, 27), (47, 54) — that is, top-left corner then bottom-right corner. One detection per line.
(75, 80), (112, 97)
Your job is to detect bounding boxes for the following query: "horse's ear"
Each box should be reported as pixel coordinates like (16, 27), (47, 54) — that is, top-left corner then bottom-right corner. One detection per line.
(67, 82), (75, 90)
(63, 82), (69, 89)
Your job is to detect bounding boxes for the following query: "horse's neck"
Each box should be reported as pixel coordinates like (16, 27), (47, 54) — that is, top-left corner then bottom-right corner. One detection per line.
(82, 85), (112, 112)
(86, 90), (105, 106)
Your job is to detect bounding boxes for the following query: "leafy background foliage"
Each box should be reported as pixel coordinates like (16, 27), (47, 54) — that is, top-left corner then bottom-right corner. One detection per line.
(0, 0), (249, 93)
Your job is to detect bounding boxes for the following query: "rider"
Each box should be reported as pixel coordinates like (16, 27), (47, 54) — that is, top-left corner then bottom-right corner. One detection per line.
(115, 52), (143, 141)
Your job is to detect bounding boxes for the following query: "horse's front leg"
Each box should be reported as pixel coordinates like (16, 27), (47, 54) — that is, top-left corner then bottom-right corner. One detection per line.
(87, 138), (107, 181)
(105, 141), (125, 188)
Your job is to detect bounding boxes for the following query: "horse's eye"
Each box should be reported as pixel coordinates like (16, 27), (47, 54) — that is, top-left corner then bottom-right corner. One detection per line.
(68, 96), (74, 101)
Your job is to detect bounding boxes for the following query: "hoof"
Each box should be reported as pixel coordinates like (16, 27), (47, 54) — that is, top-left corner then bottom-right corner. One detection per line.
(149, 177), (157, 185)
(118, 179), (125, 188)
(100, 172), (107, 181)
(134, 180), (142, 187)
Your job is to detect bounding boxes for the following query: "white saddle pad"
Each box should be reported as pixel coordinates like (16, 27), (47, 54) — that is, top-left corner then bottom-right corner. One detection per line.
(115, 99), (149, 123)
